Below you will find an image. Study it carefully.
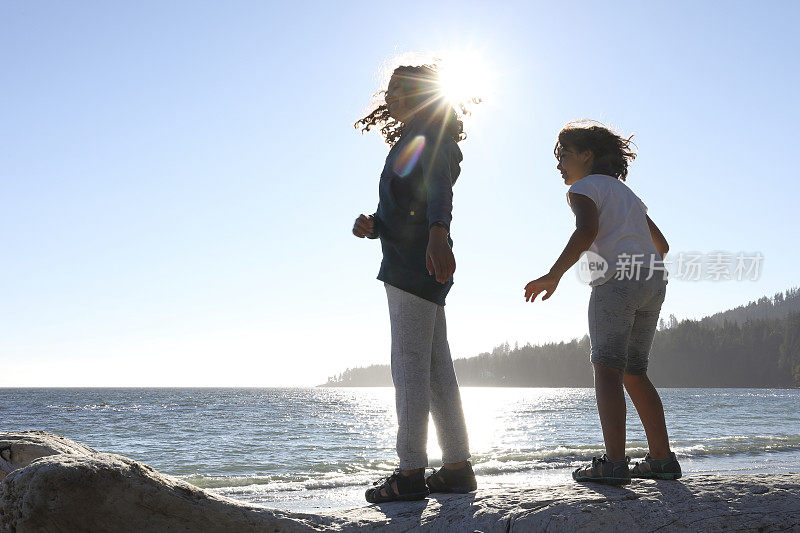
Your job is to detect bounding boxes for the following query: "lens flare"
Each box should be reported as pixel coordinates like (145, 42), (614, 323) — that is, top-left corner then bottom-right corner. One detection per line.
(437, 50), (491, 107)
(393, 135), (426, 177)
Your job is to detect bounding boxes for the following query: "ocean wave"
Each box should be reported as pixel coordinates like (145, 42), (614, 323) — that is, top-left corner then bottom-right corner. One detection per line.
(473, 435), (800, 469)
(46, 403), (133, 412)
(672, 434), (800, 456)
(181, 434), (800, 493)
(184, 471), (380, 493)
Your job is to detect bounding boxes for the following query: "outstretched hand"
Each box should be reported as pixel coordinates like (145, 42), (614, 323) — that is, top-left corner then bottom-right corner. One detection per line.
(524, 273), (561, 302)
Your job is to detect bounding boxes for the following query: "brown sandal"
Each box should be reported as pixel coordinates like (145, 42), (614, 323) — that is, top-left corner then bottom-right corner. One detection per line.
(630, 452), (682, 480)
(572, 454), (631, 486)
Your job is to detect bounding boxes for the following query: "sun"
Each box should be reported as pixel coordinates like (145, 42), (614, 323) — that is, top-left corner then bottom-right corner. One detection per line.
(436, 50), (491, 108)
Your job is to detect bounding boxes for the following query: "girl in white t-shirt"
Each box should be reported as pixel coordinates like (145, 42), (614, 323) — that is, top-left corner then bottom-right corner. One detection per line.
(523, 120), (681, 485)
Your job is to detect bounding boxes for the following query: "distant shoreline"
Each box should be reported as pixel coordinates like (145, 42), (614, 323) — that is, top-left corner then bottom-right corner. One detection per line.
(325, 287), (800, 389)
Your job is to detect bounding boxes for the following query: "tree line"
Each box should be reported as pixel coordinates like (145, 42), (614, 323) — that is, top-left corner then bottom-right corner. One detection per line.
(323, 287), (800, 388)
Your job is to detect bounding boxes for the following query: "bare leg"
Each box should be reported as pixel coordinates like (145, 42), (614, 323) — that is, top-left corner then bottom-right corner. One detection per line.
(593, 363), (626, 461)
(623, 372), (671, 459)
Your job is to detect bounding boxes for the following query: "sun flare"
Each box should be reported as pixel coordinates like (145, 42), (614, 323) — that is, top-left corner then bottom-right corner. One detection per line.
(436, 50), (491, 108)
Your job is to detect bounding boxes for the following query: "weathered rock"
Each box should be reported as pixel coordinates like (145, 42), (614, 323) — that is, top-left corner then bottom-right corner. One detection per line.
(0, 431), (97, 482)
(318, 474), (800, 532)
(0, 451), (332, 532)
(1, 431), (799, 532)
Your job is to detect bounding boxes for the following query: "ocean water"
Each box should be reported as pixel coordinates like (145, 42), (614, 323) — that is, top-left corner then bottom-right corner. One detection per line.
(1, 387), (798, 512)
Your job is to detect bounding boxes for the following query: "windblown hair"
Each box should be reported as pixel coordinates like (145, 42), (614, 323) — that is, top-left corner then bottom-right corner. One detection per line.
(555, 120), (637, 181)
(354, 63), (473, 146)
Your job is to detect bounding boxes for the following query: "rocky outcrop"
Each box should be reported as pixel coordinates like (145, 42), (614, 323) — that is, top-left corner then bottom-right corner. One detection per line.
(0, 431), (97, 482)
(0, 450), (331, 532)
(1, 431), (799, 532)
(328, 474), (800, 532)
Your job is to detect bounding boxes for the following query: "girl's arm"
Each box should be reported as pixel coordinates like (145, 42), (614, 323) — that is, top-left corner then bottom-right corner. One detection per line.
(548, 193), (599, 277)
(646, 215), (669, 258)
(421, 135), (457, 284)
(524, 192), (598, 302)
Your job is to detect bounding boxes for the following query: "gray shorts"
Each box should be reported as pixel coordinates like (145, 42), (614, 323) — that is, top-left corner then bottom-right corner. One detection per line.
(588, 271), (668, 374)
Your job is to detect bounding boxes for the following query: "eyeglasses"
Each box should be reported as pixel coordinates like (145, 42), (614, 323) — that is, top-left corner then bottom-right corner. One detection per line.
(556, 149), (576, 163)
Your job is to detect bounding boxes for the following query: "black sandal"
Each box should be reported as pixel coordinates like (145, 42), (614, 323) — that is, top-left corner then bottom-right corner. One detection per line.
(425, 462), (478, 494)
(365, 468), (429, 503)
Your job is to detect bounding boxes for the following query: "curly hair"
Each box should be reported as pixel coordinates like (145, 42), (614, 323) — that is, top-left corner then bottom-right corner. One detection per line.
(555, 120), (637, 181)
(354, 63), (474, 146)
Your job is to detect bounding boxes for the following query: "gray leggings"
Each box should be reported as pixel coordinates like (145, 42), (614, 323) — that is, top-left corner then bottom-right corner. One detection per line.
(385, 282), (471, 470)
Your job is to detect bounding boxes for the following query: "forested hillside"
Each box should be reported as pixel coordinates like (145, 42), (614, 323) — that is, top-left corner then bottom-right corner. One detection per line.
(324, 287), (800, 388)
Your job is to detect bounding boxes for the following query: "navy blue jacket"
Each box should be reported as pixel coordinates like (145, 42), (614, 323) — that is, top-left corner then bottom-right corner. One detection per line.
(370, 115), (463, 306)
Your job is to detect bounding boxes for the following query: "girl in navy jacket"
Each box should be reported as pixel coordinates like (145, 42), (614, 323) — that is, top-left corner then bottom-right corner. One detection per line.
(352, 63), (478, 502)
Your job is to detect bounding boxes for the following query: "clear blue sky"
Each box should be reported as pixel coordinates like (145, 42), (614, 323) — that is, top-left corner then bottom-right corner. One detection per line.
(2, 1), (798, 386)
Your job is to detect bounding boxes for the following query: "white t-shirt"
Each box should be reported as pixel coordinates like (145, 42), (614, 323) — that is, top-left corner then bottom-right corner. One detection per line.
(567, 174), (663, 286)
